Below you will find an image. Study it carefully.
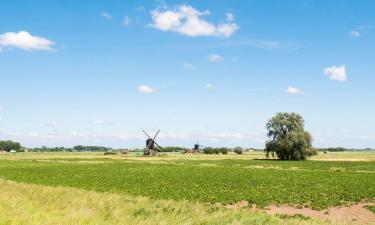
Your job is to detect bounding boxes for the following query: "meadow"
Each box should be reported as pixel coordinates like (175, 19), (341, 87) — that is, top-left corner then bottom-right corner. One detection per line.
(0, 151), (374, 225)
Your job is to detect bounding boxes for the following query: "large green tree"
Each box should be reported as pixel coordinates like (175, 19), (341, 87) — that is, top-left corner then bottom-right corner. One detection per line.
(0, 140), (21, 152)
(265, 112), (317, 160)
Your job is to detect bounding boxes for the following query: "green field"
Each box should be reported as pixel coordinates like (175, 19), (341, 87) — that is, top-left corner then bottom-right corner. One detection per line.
(0, 152), (374, 224)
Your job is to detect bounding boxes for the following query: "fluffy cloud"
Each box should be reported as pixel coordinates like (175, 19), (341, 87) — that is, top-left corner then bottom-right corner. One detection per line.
(324, 65), (346, 82)
(150, 5), (238, 37)
(0, 31), (54, 51)
(207, 54), (223, 62)
(286, 86), (303, 94)
(138, 85), (157, 94)
(350, 30), (360, 37)
(100, 11), (112, 20)
(123, 16), (132, 27)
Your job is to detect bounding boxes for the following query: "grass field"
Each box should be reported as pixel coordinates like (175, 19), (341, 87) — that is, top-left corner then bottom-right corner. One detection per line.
(0, 151), (374, 224)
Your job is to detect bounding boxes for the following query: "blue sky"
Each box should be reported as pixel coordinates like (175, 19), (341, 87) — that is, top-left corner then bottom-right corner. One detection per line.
(0, 0), (374, 148)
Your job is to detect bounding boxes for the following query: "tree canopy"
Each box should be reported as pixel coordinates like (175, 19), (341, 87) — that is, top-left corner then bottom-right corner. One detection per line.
(265, 112), (317, 160)
(0, 140), (21, 152)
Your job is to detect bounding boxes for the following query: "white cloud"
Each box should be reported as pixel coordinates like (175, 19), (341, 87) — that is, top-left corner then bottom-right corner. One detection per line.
(205, 84), (214, 89)
(208, 54), (223, 62)
(123, 16), (132, 27)
(138, 85), (157, 94)
(183, 62), (194, 71)
(0, 106), (3, 112)
(350, 30), (360, 37)
(286, 86), (303, 94)
(150, 5), (238, 37)
(101, 11), (112, 20)
(324, 65), (347, 82)
(0, 117), (2, 121)
(226, 13), (235, 22)
(0, 31), (54, 51)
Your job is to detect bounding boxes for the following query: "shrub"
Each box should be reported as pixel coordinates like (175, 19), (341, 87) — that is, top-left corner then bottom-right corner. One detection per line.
(234, 147), (243, 154)
(219, 148), (229, 154)
(104, 151), (117, 155)
(203, 147), (214, 154)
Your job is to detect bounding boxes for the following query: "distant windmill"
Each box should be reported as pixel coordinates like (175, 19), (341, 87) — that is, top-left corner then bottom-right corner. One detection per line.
(143, 130), (163, 156)
(193, 139), (203, 152)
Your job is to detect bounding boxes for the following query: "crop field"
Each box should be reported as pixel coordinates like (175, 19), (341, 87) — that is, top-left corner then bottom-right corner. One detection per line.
(0, 151), (374, 225)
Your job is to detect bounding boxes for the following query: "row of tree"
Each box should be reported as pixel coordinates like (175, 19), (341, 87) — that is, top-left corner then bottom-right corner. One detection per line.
(3, 112), (366, 160)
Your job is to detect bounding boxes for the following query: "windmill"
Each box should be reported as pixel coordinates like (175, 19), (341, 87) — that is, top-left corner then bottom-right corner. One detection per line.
(193, 139), (203, 152)
(143, 130), (163, 156)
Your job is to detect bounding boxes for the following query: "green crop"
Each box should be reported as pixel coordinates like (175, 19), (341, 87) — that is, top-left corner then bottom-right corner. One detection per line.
(0, 158), (374, 210)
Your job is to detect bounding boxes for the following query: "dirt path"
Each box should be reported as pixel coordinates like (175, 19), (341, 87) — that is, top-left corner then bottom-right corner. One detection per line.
(264, 203), (375, 224)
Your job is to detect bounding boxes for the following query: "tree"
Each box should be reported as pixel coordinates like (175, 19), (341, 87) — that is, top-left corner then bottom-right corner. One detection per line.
(0, 140), (21, 152)
(265, 112), (317, 160)
(234, 146), (243, 154)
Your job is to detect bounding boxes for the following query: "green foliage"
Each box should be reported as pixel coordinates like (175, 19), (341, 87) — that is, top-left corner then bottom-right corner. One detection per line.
(0, 140), (21, 152)
(366, 205), (375, 214)
(32, 146), (73, 152)
(234, 147), (243, 154)
(219, 148), (229, 154)
(203, 147), (214, 154)
(160, 147), (188, 152)
(319, 147), (346, 152)
(0, 158), (374, 210)
(265, 112), (316, 160)
(73, 145), (112, 152)
(203, 147), (229, 154)
(103, 151), (117, 155)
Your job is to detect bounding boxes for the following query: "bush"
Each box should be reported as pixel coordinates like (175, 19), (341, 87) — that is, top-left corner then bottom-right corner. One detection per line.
(219, 148), (229, 154)
(104, 151), (117, 155)
(234, 147), (243, 154)
(161, 146), (189, 152)
(204, 147), (229, 155)
(203, 147), (214, 154)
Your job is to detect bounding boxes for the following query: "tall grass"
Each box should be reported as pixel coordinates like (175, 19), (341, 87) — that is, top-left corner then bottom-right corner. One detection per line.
(0, 179), (348, 225)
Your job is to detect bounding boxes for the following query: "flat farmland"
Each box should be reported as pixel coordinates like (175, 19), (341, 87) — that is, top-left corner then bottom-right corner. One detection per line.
(0, 152), (374, 225)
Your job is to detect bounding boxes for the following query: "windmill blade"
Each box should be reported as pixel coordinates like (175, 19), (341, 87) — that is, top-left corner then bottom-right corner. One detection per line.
(153, 141), (163, 151)
(143, 130), (159, 142)
(153, 129), (160, 141)
(143, 131), (154, 143)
